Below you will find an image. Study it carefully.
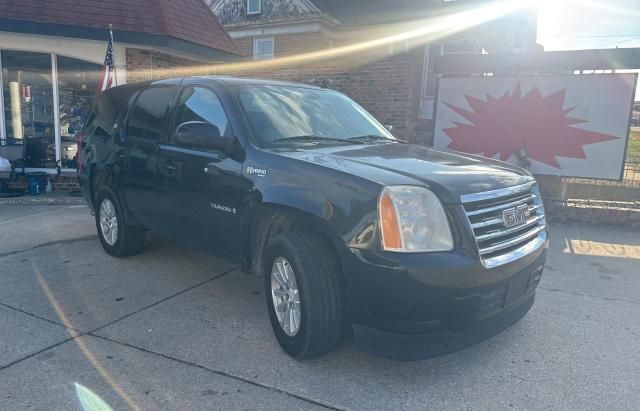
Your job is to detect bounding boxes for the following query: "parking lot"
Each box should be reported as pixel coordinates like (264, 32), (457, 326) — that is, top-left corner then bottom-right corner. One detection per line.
(1, 204), (639, 410)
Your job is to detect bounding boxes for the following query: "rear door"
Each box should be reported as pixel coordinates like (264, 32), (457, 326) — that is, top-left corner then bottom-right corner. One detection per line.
(119, 85), (177, 229)
(155, 84), (245, 260)
(79, 90), (127, 203)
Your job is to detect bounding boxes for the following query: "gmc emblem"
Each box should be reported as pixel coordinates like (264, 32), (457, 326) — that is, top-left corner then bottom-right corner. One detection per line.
(502, 204), (529, 228)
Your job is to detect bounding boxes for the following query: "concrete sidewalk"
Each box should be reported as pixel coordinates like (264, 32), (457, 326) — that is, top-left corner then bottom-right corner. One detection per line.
(1, 205), (639, 410)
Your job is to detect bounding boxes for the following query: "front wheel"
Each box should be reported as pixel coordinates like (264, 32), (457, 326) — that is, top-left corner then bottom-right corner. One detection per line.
(95, 187), (145, 257)
(264, 231), (344, 359)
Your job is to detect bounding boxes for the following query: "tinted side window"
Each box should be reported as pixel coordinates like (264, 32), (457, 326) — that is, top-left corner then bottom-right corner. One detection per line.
(126, 87), (175, 141)
(173, 87), (231, 139)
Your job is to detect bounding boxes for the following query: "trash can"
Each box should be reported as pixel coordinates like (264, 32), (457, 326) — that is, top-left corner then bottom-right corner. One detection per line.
(26, 172), (48, 196)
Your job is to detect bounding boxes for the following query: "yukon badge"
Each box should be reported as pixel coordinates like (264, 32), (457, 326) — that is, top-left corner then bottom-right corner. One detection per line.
(210, 203), (237, 214)
(246, 166), (268, 178)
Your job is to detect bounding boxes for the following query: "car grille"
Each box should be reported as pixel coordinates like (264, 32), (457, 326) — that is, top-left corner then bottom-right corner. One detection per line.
(460, 181), (547, 268)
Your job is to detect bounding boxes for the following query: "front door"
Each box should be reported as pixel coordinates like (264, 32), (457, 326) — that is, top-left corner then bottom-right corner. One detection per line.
(155, 85), (245, 262)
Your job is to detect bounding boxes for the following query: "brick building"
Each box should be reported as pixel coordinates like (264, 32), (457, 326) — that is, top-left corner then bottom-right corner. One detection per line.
(208, 0), (539, 142)
(0, 0), (238, 189)
(1, 0), (538, 192)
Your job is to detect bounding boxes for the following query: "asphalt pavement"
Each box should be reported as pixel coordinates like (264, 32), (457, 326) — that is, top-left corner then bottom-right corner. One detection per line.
(0, 204), (639, 410)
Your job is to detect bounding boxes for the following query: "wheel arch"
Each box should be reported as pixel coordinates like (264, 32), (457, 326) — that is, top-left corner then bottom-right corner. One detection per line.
(240, 202), (347, 276)
(245, 202), (353, 337)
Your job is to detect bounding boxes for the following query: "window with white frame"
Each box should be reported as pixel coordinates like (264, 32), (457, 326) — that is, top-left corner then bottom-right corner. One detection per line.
(0, 50), (101, 170)
(253, 38), (274, 60)
(247, 0), (261, 15)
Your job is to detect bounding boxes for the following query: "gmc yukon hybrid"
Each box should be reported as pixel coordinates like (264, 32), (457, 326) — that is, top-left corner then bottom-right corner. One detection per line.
(78, 77), (548, 360)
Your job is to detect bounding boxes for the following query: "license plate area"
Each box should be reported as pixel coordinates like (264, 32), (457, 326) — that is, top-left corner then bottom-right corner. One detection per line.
(505, 270), (530, 305)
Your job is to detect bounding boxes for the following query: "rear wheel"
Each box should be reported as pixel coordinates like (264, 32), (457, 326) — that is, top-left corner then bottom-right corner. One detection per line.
(264, 231), (344, 359)
(95, 187), (145, 257)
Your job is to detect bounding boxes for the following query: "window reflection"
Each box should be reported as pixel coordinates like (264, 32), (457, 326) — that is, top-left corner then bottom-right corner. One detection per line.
(237, 85), (390, 145)
(57, 56), (100, 168)
(1, 51), (54, 168)
(174, 87), (231, 137)
(1, 52), (100, 169)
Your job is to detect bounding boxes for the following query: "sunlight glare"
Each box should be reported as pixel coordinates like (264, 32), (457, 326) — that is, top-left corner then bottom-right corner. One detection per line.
(155, 0), (535, 78)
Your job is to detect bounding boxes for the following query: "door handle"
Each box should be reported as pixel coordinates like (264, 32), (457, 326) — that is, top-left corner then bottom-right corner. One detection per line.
(164, 164), (177, 172)
(204, 166), (220, 175)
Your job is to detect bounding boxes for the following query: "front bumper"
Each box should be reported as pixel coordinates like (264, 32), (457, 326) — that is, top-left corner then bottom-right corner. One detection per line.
(341, 237), (547, 360)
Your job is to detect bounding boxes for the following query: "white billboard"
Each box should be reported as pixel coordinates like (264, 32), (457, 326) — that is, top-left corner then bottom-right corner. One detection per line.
(434, 74), (637, 180)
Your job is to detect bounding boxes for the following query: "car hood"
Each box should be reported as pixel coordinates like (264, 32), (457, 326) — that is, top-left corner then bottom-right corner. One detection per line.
(273, 143), (533, 203)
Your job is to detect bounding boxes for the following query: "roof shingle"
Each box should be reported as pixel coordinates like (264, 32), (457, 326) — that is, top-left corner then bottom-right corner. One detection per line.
(0, 0), (238, 55)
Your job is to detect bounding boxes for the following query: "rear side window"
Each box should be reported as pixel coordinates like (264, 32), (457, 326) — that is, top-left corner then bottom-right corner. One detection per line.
(126, 87), (175, 141)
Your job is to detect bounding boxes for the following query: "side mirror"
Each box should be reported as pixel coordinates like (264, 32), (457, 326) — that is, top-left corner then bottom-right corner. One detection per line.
(174, 121), (229, 152)
(384, 124), (394, 132)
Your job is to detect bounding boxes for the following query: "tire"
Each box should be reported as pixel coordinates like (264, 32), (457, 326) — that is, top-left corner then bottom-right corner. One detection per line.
(264, 231), (344, 359)
(95, 186), (145, 257)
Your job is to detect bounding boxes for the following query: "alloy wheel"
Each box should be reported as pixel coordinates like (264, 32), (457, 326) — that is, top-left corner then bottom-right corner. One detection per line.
(270, 257), (302, 336)
(99, 198), (119, 246)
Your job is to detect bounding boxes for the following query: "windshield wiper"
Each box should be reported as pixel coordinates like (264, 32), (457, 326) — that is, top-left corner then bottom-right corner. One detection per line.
(274, 135), (364, 145)
(347, 134), (407, 143)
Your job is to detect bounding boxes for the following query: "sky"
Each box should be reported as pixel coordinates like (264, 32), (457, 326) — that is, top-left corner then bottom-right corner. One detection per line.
(536, 0), (640, 98)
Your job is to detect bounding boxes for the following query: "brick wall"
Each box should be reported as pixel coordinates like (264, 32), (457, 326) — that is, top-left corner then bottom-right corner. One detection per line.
(7, 174), (79, 193)
(126, 48), (201, 82)
(275, 32), (333, 57)
(126, 37), (425, 141)
(208, 45), (426, 142)
(126, 41), (426, 142)
(232, 32), (333, 60)
(232, 37), (253, 59)
(52, 175), (80, 192)
(223, 31), (425, 141)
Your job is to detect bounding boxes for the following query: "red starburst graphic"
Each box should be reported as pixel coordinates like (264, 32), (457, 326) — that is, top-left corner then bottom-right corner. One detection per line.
(442, 83), (619, 168)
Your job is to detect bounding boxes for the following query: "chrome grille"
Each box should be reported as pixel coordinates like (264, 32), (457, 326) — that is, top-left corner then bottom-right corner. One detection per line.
(460, 181), (547, 268)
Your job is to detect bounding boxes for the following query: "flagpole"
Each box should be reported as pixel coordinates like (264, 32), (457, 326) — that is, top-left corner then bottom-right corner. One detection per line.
(109, 24), (118, 87)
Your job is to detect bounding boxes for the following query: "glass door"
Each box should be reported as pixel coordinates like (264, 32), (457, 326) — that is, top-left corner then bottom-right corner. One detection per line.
(1, 51), (55, 168)
(57, 56), (101, 169)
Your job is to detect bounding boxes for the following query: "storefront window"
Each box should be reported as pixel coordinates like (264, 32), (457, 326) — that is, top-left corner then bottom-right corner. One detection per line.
(1, 51), (55, 168)
(57, 56), (100, 168)
(0, 52), (101, 170)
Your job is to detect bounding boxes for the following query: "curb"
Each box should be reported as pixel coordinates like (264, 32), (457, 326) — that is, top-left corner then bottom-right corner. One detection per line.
(0, 195), (86, 206)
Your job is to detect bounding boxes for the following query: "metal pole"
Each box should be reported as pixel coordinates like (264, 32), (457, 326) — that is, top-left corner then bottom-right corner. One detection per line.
(0, 50), (7, 145)
(51, 53), (61, 173)
(0, 51), (5, 144)
(110, 24), (118, 87)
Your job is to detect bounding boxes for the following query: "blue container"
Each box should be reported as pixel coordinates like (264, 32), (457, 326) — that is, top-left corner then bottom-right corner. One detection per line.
(27, 172), (48, 196)
(28, 176), (40, 195)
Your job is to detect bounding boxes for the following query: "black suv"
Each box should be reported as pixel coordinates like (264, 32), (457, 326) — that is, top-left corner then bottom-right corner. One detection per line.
(78, 77), (548, 360)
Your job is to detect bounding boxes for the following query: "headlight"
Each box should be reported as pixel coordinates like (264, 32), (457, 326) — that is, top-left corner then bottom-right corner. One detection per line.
(378, 186), (453, 252)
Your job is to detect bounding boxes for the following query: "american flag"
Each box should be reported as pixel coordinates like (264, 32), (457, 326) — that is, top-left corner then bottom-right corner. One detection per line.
(97, 27), (116, 93)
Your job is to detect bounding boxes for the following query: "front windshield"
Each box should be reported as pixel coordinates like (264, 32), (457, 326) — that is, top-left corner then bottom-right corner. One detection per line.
(236, 85), (394, 145)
